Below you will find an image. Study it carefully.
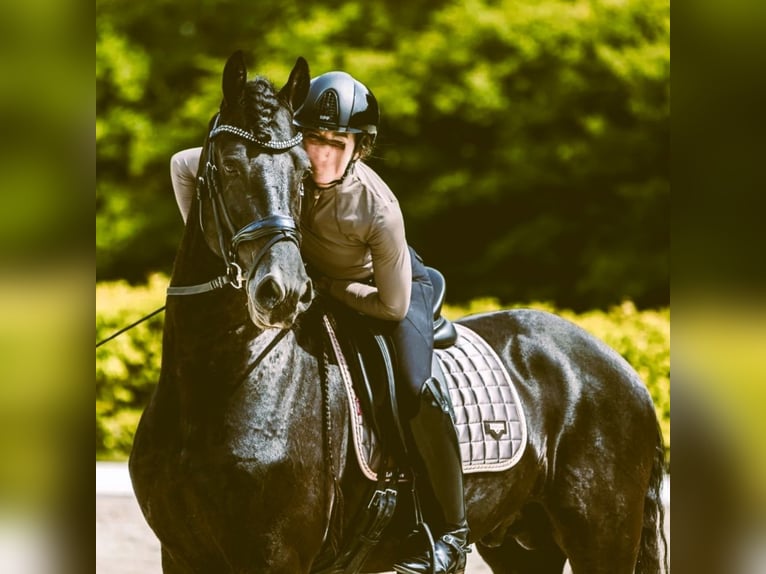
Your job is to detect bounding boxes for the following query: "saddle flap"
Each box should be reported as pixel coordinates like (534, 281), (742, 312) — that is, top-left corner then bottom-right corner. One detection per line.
(323, 310), (411, 470)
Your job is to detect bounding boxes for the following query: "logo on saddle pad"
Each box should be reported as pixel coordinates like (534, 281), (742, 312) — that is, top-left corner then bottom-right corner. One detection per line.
(483, 420), (508, 440)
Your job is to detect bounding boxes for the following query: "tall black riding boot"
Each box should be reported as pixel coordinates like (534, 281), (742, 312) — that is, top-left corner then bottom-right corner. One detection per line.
(394, 379), (470, 574)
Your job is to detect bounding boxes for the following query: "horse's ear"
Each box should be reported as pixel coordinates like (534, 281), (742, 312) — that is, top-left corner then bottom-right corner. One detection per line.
(222, 50), (247, 109)
(278, 57), (310, 111)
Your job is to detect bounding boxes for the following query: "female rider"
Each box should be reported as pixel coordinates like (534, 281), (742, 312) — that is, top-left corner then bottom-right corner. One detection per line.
(169, 70), (469, 574)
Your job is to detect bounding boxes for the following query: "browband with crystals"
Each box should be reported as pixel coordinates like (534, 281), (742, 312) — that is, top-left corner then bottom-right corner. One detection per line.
(209, 124), (303, 150)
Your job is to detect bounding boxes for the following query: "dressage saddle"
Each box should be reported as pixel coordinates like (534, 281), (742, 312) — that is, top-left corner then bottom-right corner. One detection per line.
(328, 266), (457, 466)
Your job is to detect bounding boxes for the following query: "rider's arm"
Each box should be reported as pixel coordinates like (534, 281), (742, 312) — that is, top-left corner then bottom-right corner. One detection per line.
(170, 147), (202, 223)
(328, 201), (412, 321)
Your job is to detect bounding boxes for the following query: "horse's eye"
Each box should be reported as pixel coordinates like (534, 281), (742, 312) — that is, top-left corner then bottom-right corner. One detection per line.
(222, 161), (239, 175)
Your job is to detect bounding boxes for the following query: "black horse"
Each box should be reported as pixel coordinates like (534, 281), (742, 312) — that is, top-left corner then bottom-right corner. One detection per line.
(130, 52), (668, 574)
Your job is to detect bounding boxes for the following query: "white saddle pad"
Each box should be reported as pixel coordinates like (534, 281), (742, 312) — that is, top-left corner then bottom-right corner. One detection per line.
(323, 317), (527, 481)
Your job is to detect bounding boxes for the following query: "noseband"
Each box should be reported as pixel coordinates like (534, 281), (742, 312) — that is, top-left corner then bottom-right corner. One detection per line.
(167, 114), (304, 296)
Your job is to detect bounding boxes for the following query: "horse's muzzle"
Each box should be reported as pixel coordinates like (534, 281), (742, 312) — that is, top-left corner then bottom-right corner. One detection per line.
(247, 269), (313, 329)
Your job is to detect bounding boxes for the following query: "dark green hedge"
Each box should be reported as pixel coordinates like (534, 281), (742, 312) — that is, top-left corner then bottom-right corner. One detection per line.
(97, 278), (670, 462)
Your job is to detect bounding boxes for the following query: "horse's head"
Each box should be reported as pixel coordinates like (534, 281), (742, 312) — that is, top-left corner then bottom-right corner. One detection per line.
(196, 52), (313, 329)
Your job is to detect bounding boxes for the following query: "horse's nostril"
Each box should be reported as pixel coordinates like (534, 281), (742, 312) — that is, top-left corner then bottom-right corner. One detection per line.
(255, 276), (285, 310)
(299, 280), (313, 306)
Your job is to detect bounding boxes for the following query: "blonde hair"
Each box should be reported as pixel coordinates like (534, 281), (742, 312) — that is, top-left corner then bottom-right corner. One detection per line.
(355, 133), (376, 160)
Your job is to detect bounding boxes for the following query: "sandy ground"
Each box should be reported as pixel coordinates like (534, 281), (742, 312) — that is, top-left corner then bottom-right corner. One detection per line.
(96, 463), (668, 574)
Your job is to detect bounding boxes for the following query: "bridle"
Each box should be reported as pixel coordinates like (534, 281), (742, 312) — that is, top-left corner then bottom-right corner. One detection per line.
(168, 114), (304, 296)
(161, 114), (344, 558)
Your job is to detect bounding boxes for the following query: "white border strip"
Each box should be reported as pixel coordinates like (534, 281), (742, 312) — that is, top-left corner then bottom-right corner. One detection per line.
(96, 462), (134, 496)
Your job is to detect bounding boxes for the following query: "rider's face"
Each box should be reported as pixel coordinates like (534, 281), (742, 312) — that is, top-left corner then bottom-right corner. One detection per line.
(302, 130), (356, 186)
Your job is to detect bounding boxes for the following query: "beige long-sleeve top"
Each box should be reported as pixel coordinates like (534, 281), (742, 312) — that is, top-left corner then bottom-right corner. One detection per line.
(169, 147), (412, 321)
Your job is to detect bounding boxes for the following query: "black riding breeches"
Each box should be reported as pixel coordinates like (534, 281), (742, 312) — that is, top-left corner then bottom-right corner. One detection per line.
(389, 247), (434, 420)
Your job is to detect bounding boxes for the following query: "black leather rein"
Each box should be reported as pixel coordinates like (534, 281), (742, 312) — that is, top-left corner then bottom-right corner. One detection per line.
(167, 115), (303, 297)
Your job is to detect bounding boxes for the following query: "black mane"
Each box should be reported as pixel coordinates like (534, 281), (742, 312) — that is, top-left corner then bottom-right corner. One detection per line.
(243, 77), (280, 141)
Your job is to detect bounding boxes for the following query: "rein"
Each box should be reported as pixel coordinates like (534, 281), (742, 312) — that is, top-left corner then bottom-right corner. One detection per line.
(167, 114), (304, 297)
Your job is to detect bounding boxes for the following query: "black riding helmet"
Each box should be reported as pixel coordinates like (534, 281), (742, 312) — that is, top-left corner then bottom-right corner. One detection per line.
(293, 71), (379, 142)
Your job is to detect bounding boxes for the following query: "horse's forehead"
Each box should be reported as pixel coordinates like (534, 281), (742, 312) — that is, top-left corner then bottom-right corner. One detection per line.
(218, 140), (290, 166)
(252, 153), (294, 189)
(215, 142), (295, 210)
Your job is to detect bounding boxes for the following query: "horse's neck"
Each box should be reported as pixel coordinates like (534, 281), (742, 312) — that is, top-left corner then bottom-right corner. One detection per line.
(161, 314), (324, 430)
(163, 209), (255, 361)
(171, 204), (223, 287)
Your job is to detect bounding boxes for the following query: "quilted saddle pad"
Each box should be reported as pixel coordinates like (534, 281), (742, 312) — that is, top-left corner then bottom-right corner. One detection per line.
(323, 317), (528, 481)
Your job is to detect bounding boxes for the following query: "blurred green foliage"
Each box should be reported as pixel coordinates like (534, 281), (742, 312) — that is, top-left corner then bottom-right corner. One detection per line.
(96, 0), (669, 311)
(97, 277), (670, 462)
(96, 275), (166, 459)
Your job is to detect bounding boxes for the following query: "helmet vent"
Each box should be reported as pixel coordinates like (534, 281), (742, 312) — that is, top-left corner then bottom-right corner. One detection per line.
(317, 90), (339, 125)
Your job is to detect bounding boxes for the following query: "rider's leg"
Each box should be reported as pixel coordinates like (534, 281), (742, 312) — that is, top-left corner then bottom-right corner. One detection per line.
(394, 380), (469, 574)
(390, 249), (469, 574)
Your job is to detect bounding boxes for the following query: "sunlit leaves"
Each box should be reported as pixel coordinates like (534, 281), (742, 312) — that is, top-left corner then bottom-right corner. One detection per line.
(96, 24), (150, 103)
(96, 0), (669, 307)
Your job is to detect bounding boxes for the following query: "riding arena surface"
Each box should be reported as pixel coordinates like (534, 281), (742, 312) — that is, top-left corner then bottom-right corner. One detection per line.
(96, 463), (669, 574)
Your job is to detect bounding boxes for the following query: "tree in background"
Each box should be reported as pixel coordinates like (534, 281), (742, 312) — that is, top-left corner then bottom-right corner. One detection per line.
(96, 0), (669, 311)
